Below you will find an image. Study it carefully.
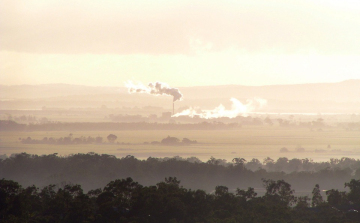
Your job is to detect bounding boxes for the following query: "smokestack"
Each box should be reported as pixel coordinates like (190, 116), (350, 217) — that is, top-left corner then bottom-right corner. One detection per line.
(125, 81), (183, 102)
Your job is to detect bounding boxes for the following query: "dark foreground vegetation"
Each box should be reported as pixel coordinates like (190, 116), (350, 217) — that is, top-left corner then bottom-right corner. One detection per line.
(1, 153), (360, 194)
(1, 177), (360, 223)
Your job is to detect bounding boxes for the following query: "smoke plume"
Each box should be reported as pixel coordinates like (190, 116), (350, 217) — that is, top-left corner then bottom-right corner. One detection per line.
(126, 81), (183, 102)
(173, 97), (267, 119)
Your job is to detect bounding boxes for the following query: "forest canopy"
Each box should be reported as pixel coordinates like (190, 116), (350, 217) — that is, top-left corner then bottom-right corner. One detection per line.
(1, 177), (359, 222)
(1, 153), (360, 193)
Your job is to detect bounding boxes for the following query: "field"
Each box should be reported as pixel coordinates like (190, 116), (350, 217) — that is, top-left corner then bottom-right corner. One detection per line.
(1, 126), (360, 162)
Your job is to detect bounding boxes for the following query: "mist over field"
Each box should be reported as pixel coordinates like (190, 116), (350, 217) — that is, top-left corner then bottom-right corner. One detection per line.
(1, 80), (360, 159)
(3, 82), (360, 222)
(1, 81), (360, 192)
(1, 65), (360, 223)
(1, 0), (360, 221)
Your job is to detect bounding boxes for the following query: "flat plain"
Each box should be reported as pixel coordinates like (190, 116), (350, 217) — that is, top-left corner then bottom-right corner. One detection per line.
(1, 126), (360, 162)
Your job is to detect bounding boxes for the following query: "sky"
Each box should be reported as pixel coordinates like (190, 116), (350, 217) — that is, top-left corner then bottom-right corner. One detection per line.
(1, 0), (360, 87)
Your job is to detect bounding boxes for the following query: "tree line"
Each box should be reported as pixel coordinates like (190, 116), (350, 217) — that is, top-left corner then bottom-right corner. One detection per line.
(0, 120), (239, 131)
(19, 134), (197, 146)
(1, 177), (359, 223)
(3, 119), (358, 132)
(20, 134), (118, 145)
(1, 153), (359, 194)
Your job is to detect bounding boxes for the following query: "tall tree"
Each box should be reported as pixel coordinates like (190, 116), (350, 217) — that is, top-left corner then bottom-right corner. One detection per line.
(345, 179), (360, 204)
(263, 179), (296, 206)
(311, 184), (323, 207)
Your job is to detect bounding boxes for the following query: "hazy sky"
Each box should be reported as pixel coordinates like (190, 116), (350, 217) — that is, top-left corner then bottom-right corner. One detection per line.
(1, 0), (360, 87)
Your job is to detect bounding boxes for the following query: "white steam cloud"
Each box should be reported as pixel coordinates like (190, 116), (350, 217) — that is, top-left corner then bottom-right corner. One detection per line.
(173, 97), (267, 119)
(125, 81), (267, 119)
(126, 81), (183, 102)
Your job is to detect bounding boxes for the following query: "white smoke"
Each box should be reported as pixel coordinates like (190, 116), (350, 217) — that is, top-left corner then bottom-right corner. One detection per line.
(125, 81), (183, 102)
(173, 97), (267, 119)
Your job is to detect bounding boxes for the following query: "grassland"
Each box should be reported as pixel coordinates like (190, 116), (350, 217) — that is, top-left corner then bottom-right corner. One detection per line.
(1, 126), (360, 162)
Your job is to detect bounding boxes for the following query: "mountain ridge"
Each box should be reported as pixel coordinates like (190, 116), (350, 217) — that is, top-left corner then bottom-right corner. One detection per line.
(1, 79), (359, 102)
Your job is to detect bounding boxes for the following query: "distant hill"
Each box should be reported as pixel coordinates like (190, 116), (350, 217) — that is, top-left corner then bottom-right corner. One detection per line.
(1, 80), (359, 112)
(180, 79), (360, 102)
(1, 80), (359, 101)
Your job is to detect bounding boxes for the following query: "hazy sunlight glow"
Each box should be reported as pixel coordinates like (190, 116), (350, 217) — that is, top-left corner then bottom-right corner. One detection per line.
(1, 0), (360, 86)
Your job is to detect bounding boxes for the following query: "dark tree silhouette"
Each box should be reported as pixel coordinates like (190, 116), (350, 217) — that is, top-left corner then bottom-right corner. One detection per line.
(311, 184), (323, 207)
(263, 178), (296, 206)
(161, 136), (179, 145)
(106, 134), (117, 143)
(236, 187), (257, 201)
(1, 177), (360, 222)
(345, 179), (360, 204)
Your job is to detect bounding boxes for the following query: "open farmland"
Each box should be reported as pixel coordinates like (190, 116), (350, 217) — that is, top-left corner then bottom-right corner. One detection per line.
(1, 126), (360, 162)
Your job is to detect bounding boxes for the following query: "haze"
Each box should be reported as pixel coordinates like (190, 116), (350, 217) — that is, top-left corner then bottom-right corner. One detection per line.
(2, 2), (360, 220)
(1, 0), (360, 86)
